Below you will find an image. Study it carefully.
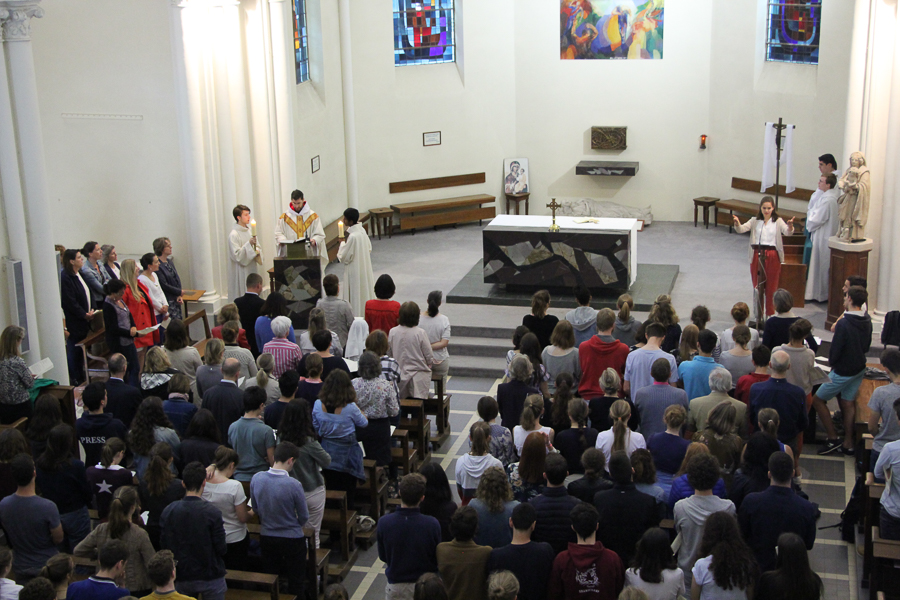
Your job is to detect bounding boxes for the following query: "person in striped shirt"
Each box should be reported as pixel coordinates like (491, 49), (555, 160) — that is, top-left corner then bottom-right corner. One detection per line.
(263, 316), (302, 378)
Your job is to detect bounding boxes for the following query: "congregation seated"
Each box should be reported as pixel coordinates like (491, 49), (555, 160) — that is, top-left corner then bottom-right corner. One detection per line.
(211, 303), (251, 350)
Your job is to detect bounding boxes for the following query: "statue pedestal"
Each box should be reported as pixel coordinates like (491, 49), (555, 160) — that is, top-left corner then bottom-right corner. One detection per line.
(825, 236), (873, 329)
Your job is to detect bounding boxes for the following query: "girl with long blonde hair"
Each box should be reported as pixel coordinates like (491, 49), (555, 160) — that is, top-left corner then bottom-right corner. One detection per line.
(594, 399), (645, 472)
(513, 394), (554, 456)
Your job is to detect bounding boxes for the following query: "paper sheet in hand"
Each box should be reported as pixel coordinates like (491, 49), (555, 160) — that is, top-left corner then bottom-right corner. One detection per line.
(29, 358), (53, 377)
(136, 324), (160, 336)
(160, 318), (171, 329)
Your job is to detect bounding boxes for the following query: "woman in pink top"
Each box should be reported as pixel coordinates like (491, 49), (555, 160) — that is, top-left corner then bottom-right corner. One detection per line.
(388, 301), (434, 399)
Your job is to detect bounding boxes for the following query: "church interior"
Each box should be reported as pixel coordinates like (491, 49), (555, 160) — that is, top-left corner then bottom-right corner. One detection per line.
(1, 0), (899, 598)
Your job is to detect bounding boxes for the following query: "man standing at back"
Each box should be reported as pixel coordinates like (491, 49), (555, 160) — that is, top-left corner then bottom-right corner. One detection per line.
(548, 503), (624, 600)
(0, 454), (63, 580)
(234, 273), (265, 356)
(489, 503), (555, 600)
(530, 453), (581, 555)
(377, 473), (441, 600)
(160, 462), (227, 600)
(105, 354), (142, 427)
(623, 322), (677, 399)
(738, 452), (817, 571)
(578, 309), (629, 400)
(201, 358), (245, 444)
(748, 351), (808, 447)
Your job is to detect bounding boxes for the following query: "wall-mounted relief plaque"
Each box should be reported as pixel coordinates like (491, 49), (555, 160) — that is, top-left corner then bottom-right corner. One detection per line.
(591, 127), (627, 150)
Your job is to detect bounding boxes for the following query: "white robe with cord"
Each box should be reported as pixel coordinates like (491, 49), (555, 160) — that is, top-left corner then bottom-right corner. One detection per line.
(336, 223), (376, 316)
(804, 187), (840, 302)
(228, 223), (261, 299)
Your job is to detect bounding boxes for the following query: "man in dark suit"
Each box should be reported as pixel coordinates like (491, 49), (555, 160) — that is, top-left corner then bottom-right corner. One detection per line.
(738, 451), (817, 572)
(104, 354), (143, 428)
(201, 358), (245, 444)
(593, 451), (662, 566)
(235, 273), (265, 357)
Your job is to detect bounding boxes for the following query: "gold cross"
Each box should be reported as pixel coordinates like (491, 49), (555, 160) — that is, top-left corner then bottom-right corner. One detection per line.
(547, 198), (561, 232)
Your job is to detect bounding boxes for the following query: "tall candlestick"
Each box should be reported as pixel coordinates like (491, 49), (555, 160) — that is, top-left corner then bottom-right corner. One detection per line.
(250, 219), (257, 236)
(338, 221), (344, 239)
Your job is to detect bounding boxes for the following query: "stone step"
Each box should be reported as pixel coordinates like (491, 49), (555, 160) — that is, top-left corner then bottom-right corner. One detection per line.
(451, 336), (510, 358)
(448, 355), (507, 379)
(453, 325), (517, 340)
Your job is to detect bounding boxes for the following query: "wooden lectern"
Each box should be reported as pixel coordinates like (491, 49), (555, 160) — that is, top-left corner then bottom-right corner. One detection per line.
(272, 242), (322, 330)
(825, 236), (872, 330)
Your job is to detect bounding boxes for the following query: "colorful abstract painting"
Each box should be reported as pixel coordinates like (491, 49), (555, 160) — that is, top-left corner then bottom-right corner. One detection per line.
(393, 0), (455, 67)
(766, 1), (820, 65)
(560, 0), (664, 60)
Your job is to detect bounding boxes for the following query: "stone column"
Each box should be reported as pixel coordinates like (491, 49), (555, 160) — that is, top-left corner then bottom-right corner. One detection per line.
(169, 0), (222, 305)
(877, 8), (900, 313)
(0, 1), (67, 382)
(338, 0), (359, 209)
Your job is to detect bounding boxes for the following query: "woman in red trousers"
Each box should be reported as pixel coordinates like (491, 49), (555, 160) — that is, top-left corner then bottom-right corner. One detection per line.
(733, 196), (794, 317)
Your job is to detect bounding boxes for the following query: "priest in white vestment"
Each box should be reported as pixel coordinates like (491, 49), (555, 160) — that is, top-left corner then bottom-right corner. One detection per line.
(336, 208), (375, 316)
(228, 204), (262, 299)
(274, 190), (327, 271)
(805, 173), (841, 302)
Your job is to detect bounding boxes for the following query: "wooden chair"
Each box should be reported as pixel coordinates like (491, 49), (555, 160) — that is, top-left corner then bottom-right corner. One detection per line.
(390, 428), (418, 475)
(356, 459), (388, 523)
(425, 376), (452, 446)
(42, 385), (77, 426)
(76, 327), (111, 383)
(321, 490), (358, 576)
(864, 472), (887, 587)
(870, 526), (900, 600)
(0, 418), (27, 434)
(303, 526), (329, 600)
(183, 308), (212, 357)
(399, 399), (431, 465)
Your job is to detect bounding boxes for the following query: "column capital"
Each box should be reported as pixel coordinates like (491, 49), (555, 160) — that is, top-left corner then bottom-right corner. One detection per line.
(0, 1), (44, 42)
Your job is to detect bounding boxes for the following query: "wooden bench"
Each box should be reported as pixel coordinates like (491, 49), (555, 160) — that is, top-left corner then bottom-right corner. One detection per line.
(356, 459), (388, 525)
(43, 385), (77, 426)
(715, 198), (807, 232)
(864, 472), (887, 588)
(391, 428), (418, 475)
(390, 194), (495, 233)
(426, 376), (452, 446)
(183, 308), (212, 358)
(399, 399), (431, 466)
(870, 527), (900, 600)
(0, 418), (27, 434)
(225, 570), (292, 600)
(322, 490), (357, 578)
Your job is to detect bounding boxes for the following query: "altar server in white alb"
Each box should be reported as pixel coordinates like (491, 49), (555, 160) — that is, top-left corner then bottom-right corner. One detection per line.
(805, 173), (841, 302)
(274, 189), (327, 268)
(228, 204), (262, 298)
(336, 208), (375, 316)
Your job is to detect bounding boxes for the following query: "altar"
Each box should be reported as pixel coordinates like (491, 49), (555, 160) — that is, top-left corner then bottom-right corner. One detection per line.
(482, 215), (638, 291)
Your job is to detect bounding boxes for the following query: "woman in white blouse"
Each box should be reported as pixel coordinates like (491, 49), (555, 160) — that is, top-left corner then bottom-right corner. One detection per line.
(138, 253), (169, 339)
(732, 196), (795, 317)
(595, 399), (645, 470)
(513, 393), (554, 456)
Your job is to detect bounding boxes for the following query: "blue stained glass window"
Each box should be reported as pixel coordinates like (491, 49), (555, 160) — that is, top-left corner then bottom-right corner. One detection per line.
(292, 0), (309, 83)
(766, 1), (820, 65)
(392, 0), (455, 67)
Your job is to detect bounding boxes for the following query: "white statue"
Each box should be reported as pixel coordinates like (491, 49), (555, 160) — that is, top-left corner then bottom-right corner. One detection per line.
(836, 151), (870, 241)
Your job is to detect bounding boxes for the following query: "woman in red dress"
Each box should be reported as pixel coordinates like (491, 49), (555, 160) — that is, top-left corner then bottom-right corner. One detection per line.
(120, 258), (158, 366)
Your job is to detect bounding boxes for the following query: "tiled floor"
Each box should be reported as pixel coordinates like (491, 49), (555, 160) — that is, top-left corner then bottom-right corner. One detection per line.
(323, 374), (861, 600)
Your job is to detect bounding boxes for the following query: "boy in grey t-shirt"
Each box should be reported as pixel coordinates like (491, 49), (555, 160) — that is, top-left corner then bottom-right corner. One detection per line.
(868, 349), (900, 464)
(0, 454), (63, 576)
(228, 387), (276, 482)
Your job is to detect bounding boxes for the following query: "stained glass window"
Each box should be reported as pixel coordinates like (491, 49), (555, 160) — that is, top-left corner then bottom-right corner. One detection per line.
(292, 0), (309, 83)
(766, 1), (821, 65)
(392, 0), (455, 67)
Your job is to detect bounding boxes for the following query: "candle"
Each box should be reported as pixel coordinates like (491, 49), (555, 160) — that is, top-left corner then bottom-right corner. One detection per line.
(250, 219), (257, 236)
(338, 221), (344, 239)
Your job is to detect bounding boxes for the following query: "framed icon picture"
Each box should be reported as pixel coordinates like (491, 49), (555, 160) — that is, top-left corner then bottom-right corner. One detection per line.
(503, 158), (529, 194)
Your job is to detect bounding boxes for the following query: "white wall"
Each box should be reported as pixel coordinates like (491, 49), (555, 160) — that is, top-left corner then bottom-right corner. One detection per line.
(706, 0), (855, 216)
(31, 0), (188, 272)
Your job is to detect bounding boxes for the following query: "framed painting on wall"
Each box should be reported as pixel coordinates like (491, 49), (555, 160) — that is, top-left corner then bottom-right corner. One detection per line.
(560, 0), (664, 60)
(503, 158), (529, 195)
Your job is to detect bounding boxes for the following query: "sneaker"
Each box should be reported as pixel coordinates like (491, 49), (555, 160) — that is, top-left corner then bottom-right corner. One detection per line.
(840, 446), (856, 456)
(818, 439), (843, 455)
